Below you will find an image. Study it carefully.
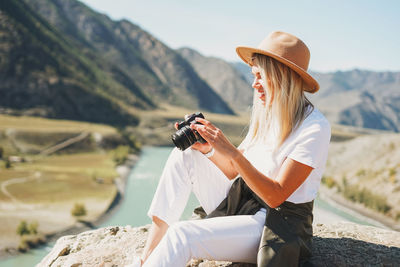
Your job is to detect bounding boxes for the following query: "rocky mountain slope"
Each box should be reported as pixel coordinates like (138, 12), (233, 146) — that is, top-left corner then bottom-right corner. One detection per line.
(22, 0), (234, 115)
(325, 132), (400, 222)
(310, 70), (400, 132)
(177, 47), (253, 112)
(0, 0), (145, 126)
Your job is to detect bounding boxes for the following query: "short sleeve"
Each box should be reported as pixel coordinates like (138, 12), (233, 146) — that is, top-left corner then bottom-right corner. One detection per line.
(287, 120), (331, 169)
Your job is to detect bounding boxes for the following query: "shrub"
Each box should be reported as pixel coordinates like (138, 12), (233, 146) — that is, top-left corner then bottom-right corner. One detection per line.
(5, 158), (11, 169)
(16, 221), (30, 236)
(28, 221), (38, 235)
(321, 176), (336, 189)
(18, 235), (45, 252)
(342, 184), (392, 214)
(128, 134), (142, 152)
(0, 146), (3, 159)
(118, 129), (142, 153)
(112, 145), (130, 165)
(389, 168), (396, 177)
(356, 169), (366, 177)
(71, 203), (87, 219)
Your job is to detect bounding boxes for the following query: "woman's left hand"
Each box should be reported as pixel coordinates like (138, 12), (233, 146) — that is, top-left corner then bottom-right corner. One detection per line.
(191, 118), (240, 159)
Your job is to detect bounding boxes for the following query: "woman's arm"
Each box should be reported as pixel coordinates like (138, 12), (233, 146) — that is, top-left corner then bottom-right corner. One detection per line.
(230, 152), (312, 208)
(180, 125), (240, 179)
(207, 149), (242, 180)
(192, 118), (313, 208)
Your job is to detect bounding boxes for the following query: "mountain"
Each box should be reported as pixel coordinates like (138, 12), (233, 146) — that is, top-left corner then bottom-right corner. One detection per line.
(309, 70), (400, 132)
(22, 0), (234, 115)
(233, 62), (400, 132)
(0, 0), (156, 125)
(177, 47), (253, 112)
(232, 62), (254, 84)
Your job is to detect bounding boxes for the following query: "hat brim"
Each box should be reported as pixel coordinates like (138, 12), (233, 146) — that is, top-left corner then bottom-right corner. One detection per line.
(236, 46), (319, 93)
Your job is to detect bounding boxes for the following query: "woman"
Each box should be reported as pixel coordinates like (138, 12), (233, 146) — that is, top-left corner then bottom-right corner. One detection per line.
(128, 31), (331, 267)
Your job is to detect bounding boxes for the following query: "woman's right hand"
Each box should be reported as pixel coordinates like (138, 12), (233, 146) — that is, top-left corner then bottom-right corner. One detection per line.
(174, 122), (212, 154)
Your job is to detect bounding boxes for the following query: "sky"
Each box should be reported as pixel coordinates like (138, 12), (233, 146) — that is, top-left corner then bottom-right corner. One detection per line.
(79, 0), (400, 73)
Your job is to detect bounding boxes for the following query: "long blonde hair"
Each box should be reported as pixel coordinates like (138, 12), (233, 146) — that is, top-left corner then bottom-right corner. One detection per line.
(240, 54), (313, 151)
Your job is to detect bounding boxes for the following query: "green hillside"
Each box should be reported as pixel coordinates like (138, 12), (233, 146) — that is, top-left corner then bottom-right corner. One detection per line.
(0, 0), (155, 126)
(22, 0), (234, 115)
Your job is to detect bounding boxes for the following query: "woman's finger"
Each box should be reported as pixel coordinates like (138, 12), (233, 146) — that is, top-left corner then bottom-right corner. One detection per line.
(192, 124), (215, 143)
(204, 126), (216, 135)
(195, 117), (217, 130)
(194, 123), (216, 135)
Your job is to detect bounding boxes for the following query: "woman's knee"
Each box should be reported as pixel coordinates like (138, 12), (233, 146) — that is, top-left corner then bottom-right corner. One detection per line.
(166, 221), (192, 243)
(162, 221), (196, 259)
(152, 216), (169, 229)
(167, 147), (194, 169)
(168, 221), (202, 248)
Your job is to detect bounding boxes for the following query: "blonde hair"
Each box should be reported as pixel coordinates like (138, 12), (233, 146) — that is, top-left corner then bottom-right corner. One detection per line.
(240, 54), (313, 151)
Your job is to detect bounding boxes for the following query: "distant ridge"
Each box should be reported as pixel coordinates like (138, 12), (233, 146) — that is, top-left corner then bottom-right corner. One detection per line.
(177, 47), (252, 112)
(310, 69), (400, 132)
(233, 62), (400, 132)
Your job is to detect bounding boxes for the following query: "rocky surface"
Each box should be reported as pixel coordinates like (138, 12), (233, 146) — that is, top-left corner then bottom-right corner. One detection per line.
(37, 222), (400, 267)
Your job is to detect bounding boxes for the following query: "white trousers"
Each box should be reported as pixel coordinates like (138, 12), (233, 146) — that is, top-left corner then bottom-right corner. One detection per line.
(144, 148), (266, 267)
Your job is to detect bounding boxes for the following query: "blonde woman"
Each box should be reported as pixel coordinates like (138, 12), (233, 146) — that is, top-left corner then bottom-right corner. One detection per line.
(128, 31), (331, 267)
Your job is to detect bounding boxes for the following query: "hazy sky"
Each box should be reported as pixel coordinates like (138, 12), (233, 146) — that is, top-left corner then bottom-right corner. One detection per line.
(80, 0), (400, 72)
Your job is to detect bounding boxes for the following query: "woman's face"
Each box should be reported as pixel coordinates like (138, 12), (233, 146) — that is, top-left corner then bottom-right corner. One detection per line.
(251, 66), (270, 106)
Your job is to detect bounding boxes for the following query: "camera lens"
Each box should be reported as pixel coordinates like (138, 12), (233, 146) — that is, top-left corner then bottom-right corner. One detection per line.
(171, 126), (198, 151)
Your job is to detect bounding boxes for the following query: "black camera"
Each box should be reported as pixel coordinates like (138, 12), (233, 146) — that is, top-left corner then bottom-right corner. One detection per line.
(171, 112), (207, 151)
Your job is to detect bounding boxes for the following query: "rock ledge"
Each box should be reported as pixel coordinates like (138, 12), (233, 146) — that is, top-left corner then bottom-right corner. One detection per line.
(37, 222), (400, 267)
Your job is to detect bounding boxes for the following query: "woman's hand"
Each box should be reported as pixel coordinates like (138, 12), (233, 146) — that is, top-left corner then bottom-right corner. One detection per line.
(190, 118), (240, 159)
(174, 122), (212, 154)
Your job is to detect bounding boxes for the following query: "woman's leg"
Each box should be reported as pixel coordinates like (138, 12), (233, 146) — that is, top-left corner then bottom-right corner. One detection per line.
(143, 209), (266, 267)
(141, 147), (234, 262)
(140, 216), (168, 263)
(147, 147), (234, 224)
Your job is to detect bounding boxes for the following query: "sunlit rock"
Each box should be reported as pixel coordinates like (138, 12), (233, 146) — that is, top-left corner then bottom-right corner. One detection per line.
(37, 222), (400, 267)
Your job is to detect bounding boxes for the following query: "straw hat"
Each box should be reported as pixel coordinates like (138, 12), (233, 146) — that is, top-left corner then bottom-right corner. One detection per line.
(236, 31), (319, 93)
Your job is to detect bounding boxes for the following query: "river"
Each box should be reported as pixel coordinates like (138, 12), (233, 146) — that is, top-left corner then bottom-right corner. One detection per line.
(0, 146), (384, 266)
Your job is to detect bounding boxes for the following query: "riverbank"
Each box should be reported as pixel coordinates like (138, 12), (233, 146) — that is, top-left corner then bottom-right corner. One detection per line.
(0, 154), (139, 261)
(318, 185), (400, 231)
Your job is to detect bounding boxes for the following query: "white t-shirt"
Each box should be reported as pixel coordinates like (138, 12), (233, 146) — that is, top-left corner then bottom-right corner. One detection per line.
(243, 107), (331, 203)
